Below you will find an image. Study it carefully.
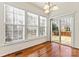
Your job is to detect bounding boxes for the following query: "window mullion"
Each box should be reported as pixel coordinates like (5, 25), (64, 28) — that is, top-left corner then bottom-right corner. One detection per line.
(12, 7), (14, 41)
(38, 16), (40, 37)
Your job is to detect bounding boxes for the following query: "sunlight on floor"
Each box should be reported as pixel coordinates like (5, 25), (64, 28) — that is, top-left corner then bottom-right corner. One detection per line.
(51, 36), (71, 46)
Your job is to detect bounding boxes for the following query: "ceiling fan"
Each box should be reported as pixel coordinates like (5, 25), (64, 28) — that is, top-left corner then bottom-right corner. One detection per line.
(43, 2), (59, 14)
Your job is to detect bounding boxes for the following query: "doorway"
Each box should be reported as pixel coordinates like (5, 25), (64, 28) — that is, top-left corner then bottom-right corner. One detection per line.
(50, 14), (74, 46)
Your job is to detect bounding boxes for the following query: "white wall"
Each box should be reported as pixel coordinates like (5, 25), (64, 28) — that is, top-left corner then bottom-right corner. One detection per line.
(0, 2), (48, 56)
(48, 2), (79, 48)
(0, 3), (5, 47)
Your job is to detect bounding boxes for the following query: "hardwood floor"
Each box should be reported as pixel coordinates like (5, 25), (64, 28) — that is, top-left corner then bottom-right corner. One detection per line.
(4, 41), (79, 57)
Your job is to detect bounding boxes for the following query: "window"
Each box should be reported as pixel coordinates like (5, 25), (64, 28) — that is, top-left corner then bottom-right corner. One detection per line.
(5, 5), (25, 42)
(39, 16), (47, 36)
(4, 4), (47, 43)
(26, 12), (38, 39)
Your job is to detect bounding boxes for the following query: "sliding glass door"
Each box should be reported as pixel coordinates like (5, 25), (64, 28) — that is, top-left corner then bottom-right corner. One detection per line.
(60, 16), (72, 46)
(51, 14), (74, 46)
(51, 19), (60, 43)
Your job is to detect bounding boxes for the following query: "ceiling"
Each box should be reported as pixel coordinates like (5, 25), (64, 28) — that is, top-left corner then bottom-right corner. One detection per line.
(31, 2), (65, 9)
(31, 2), (79, 16)
(31, 2), (79, 10)
(32, 2), (47, 9)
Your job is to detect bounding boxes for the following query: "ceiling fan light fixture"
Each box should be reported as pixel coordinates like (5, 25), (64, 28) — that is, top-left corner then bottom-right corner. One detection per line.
(43, 2), (59, 14)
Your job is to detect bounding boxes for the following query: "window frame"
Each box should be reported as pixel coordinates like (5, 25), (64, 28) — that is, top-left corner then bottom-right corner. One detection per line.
(4, 4), (25, 43)
(26, 12), (39, 40)
(39, 16), (47, 36)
